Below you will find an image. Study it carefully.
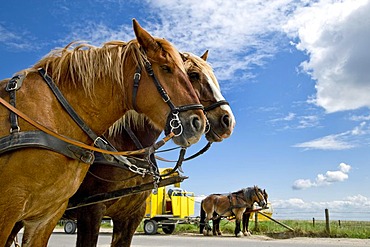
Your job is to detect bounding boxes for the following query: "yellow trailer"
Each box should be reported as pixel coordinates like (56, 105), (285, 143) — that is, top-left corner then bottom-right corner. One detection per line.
(249, 202), (273, 221)
(143, 168), (195, 235)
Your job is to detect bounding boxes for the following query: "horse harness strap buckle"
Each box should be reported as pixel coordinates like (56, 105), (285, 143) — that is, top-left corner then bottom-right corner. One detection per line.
(5, 75), (24, 134)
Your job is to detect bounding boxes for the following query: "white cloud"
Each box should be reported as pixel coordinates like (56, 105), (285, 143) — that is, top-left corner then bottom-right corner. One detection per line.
(292, 162), (351, 190)
(273, 194), (370, 220)
(350, 114), (370, 121)
(294, 134), (354, 150)
(284, 0), (370, 113)
(64, 0), (305, 85)
(0, 24), (35, 51)
(270, 112), (320, 130)
(293, 121), (370, 150)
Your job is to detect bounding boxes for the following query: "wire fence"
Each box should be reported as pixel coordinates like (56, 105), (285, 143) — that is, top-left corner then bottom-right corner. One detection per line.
(273, 208), (370, 222)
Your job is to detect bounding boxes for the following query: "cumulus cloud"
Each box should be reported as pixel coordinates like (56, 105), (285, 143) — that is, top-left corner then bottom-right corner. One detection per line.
(284, 0), (370, 113)
(64, 0), (306, 85)
(273, 194), (370, 220)
(293, 121), (370, 150)
(292, 163), (351, 190)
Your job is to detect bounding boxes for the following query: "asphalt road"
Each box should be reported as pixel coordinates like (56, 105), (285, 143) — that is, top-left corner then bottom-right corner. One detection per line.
(12, 232), (370, 247)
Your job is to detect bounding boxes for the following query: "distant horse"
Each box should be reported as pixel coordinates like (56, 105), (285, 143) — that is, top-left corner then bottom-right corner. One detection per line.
(212, 189), (268, 236)
(200, 186), (267, 237)
(0, 19), (207, 247)
(61, 51), (235, 247)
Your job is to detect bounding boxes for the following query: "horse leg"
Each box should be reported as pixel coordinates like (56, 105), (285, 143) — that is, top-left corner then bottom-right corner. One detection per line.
(21, 202), (67, 247)
(242, 212), (251, 236)
(212, 216), (222, 236)
(76, 204), (106, 247)
(110, 202), (146, 247)
(203, 214), (214, 236)
(234, 217), (243, 237)
(0, 193), (25, 246)
(5, 221), (24, 247)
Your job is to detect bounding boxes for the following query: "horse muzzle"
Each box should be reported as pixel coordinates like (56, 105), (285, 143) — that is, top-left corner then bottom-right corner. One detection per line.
(165, 109), (206, 147)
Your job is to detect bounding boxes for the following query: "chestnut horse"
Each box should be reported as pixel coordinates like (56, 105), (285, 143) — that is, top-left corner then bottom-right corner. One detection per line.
(0, 19), (207, 247)
(57, 51), (235, 247)
(199, 186), (267, 237)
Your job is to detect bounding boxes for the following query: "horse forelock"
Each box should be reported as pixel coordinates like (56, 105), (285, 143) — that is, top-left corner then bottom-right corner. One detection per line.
(107, 110), (158, 137)
(182, 52), (220, 90)
(32, 40), (147, 98)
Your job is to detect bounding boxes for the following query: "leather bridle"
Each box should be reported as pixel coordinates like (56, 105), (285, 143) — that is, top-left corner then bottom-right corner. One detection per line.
(132, 58), (204, 137)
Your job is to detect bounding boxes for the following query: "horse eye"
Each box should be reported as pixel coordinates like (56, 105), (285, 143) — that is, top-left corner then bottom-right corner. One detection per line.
(188, 72), (200, 81)
(161, 65), (172, 73)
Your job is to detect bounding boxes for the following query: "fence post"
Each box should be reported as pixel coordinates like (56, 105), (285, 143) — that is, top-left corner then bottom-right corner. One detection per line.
(312, 217), (315, 227)
(254, 211), (259, 231)
(325, 208), (330, 234)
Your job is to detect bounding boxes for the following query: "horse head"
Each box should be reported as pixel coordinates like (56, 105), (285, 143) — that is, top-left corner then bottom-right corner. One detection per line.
(131, 19), (207, 147)
(252, 185), (268, 208)
(182, 51), (235, 142)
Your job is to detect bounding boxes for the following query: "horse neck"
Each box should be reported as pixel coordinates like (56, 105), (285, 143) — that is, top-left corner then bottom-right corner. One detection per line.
(59, 74), (133, 139)
(106, 118), (162, 151)
(236, 189), (254, 207)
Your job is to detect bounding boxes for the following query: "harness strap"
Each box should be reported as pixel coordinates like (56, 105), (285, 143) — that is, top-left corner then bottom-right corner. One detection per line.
(204, 100), (229, 112)
(38, 68), (133, 166)
(123, 125), (144, 149)
(5, 75), (24, 133)
(0, 130), (94, 164)
(132, 67), (141, 111)
(38, 68), (99, 142)
(143, 60), (176, 111)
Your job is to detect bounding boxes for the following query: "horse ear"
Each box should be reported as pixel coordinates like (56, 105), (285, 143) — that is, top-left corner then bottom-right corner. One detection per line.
(132, 19), (158, 52)
(180, 52), (187, 62)
(200, 50), (209, 61)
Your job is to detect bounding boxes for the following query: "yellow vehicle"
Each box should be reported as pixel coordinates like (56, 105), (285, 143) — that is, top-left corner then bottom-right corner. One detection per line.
(143, 168), (195, 235)
(249, 202), (273, 221)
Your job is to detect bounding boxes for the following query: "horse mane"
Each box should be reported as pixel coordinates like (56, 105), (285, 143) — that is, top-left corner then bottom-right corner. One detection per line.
(28, 38), (185, 98)
(182, 52), (220, 90)
(107, 110), (156, 136)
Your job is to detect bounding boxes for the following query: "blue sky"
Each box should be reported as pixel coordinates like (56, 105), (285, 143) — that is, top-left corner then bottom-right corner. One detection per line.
(1, 0), (370, 221)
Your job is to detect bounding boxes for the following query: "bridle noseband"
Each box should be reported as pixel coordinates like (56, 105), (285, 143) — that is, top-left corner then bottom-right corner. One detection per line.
(203, 100), (229, 134)
(132, 58), (204, 137)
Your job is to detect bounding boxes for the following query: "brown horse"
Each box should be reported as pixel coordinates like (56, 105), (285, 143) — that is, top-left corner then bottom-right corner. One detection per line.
(0, 19), (207, 247)
(59, 51), (235, 247)
(199, 186), (267, 237)
(212, 189), (269, 236)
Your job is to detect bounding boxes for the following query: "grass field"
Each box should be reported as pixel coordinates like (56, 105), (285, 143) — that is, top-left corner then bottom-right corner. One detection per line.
(134, 219), (370, 239)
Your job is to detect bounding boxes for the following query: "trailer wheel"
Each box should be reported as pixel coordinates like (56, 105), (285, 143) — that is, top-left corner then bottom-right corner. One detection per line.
(144, 219), (158, 235)
(162, 224), (175, 234)
(64, 220), (77, 234)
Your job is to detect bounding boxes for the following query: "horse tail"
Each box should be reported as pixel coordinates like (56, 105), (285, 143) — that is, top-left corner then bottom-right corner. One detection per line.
(199, 200), (205, 234)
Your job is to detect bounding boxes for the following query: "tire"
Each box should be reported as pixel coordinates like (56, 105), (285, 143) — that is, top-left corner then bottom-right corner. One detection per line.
(162, 224), (175, 234)
(144, 219), (158, 235)
(64, 220), (77, 234)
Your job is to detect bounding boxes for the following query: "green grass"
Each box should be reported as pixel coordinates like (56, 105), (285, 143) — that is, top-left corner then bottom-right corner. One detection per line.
(135, 219), (370, 239)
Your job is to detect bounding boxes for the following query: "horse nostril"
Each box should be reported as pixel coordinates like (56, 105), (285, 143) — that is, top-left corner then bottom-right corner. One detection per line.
(221, 114), (230, 128)
(191, 116), (201, 132)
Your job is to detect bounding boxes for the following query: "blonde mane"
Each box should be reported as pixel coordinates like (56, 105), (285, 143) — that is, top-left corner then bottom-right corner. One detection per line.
(182, 52), (220, 90)
(30, 38), (186, 97)
(107, 110), (155, 137)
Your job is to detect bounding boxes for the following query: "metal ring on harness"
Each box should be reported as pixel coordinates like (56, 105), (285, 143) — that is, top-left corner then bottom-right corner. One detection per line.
(169, 112), (183, 137)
